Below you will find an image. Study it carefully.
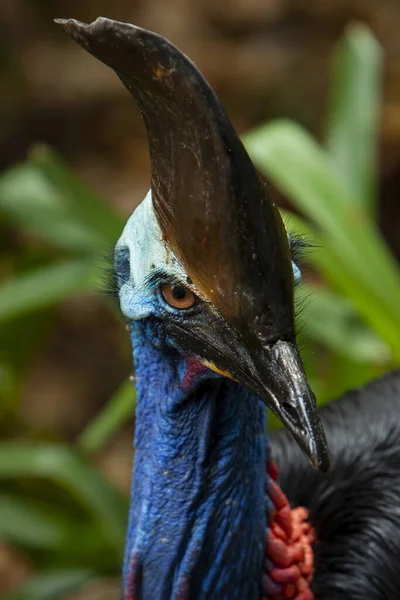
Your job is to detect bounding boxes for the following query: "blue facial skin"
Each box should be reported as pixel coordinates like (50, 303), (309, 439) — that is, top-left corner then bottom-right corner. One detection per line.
(121, 305), (268, 600)
(116, 206), (302, 599)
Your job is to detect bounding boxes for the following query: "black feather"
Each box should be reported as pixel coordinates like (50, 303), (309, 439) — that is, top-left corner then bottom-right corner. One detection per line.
(271, 369), (400, 599)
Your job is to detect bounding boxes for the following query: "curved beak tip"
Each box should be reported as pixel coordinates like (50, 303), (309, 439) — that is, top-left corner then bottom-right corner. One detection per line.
(252, 341), (331, 473)
(288, 417), (330, 473)
(309, 437), (330, 472)
(288, 409), (330, 473)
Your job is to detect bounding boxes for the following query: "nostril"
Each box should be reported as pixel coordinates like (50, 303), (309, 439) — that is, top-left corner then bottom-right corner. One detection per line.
(281, 402), (304, 432)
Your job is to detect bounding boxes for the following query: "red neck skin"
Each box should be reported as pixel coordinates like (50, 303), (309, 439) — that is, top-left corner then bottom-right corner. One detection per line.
(262, 461), (315, 600)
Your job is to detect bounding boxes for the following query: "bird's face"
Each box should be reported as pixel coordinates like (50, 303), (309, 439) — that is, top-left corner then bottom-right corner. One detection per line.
(58, 16), (329, 472)
(116, 191), (329, 472)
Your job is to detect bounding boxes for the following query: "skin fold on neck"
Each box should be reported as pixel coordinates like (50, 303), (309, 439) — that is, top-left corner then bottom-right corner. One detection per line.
(124, 321), (268, 600)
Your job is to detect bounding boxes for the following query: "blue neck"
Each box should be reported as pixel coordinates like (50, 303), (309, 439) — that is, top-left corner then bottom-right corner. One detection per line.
(124, 322), (268, 600)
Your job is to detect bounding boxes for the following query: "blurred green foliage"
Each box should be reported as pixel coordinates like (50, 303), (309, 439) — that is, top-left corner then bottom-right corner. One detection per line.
(0, 23), (398, 599)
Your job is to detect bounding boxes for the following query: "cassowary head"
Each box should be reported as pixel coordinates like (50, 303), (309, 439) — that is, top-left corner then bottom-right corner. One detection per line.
(57, 17), (329, 472)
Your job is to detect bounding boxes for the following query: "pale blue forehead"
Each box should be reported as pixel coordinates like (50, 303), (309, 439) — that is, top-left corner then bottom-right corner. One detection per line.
(116, 190), (187, 287)
(115, 190), (301, 320)
(115, 191), (189, 320)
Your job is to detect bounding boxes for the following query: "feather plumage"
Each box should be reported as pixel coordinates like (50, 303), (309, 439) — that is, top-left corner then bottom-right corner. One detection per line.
(271, 369), (400, 599)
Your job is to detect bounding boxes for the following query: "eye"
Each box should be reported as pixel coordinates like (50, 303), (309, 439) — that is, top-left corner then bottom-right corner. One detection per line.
(161, 283), (196, 310)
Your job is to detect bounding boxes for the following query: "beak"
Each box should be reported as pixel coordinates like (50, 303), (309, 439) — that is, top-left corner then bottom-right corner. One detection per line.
(166, 317), (329, 472)
(248, 340), (329, 471)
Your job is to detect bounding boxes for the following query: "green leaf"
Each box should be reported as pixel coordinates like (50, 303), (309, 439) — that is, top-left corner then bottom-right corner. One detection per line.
(0, 164), (105, 252)
(0, 442), (128, 553)
(4, 569), (94, 600)
(296, 284), (390, 363)
(0, 260), (100, 322)
(0, 312), (54, 419)
(79, 379), (136, 453)
(30, 146), (124, 245)
(284, 209), (398, 353)
(0, 493), (115, 567)
(326, 23), (382, 216)
(0, 494), (70, 549)
(245, 122), (400, 359)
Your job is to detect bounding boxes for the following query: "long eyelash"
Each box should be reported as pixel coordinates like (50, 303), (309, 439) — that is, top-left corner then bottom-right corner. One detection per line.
(101, 246), (120, 306)
(142, 270), (184, 290)
(283, 204), (317, 261)
(289, 233), (317, 264)
(290, 230), (318, 348)
(295, 288), (313, 322)
(294, 290), (312, 354)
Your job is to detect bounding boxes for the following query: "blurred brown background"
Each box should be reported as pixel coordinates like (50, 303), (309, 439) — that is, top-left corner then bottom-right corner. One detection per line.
(1, 0), (400, 596)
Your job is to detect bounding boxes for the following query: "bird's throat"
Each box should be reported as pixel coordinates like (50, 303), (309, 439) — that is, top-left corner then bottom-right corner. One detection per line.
(124, 321), (268, 600)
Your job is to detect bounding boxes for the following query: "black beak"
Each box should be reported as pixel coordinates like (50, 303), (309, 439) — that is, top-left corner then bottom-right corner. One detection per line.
(166, 318), (330, 472)
(249, 341), (329, 471)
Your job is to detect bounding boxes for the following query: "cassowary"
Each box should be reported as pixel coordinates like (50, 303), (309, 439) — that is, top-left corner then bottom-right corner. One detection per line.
(57, 18), (400, 600)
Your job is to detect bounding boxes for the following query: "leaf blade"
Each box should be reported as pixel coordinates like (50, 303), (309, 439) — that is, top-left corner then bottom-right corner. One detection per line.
(79, 379), (136, 453)
(326, 23), (382, 216)
(0, 260), (100, 322)
(0, 494), (70, 549)
(30, 146), (124, 245)
(3, 569), (95, 600)
(0, 164), (106, 252)
(0, 442), (128, 553)
(245, 122), (400, 358)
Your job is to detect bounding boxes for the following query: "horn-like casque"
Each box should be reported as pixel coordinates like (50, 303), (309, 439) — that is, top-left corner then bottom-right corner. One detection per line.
(56, 17), (295, 350)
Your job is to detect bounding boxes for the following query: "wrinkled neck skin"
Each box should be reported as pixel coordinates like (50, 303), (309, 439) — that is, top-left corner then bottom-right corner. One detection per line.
(124, 321), (268, 600)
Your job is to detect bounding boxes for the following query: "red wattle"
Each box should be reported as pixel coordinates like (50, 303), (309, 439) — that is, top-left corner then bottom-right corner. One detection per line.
(262, 461), (315, 600)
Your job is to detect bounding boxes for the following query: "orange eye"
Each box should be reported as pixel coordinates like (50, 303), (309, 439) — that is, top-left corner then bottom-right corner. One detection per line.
(161, 283), (196, 310)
